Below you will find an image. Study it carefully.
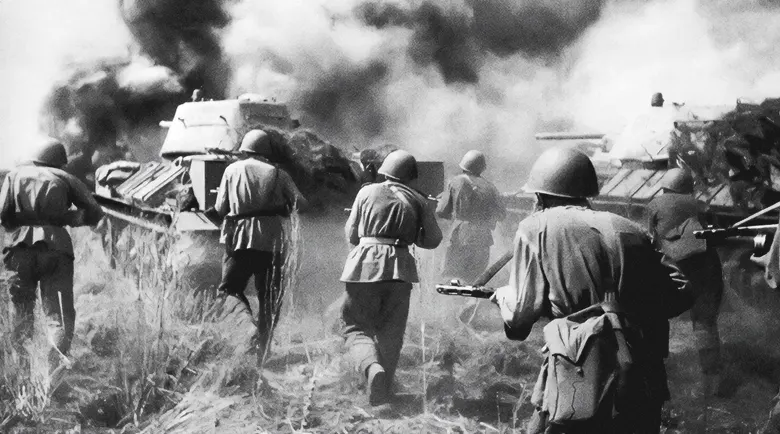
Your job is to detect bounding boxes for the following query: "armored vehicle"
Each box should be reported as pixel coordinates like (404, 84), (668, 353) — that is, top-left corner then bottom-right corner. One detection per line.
(507, 99), (780, 308)
(92, 94), (444, 297)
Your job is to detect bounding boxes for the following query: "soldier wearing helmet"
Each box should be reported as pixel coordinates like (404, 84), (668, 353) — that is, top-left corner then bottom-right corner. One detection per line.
(341, 149), (442, 405)
(436, 150), (506, 282)
(213, 129), (309, 361)
(492, 147), (692, 433)
(0, 137), (104, 363)
(646, 167), (725, 398)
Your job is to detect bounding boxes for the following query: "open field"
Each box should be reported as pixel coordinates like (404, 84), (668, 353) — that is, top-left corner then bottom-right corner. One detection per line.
(2, 221), (780, 434)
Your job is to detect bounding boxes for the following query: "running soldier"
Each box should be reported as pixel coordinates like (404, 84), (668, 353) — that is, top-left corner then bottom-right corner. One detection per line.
(493, 148), (692, 433)
(0, 138), (104, 361)
(341, 150), (442, 405)
(646, 168), (724, 391)
(437, 150), (506, 283)
(214, 129), (308, 360)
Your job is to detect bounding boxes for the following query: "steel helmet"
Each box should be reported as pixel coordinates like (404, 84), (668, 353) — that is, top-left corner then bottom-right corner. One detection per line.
(459, 150), (486, 175)
(523, 147), (599, 198)
(378, 150), (418, 183)
(660, 167), (694, 194)
(651, 92), (665, 107)
(31, 137), (68, 168)
(239, 129), (272, 156)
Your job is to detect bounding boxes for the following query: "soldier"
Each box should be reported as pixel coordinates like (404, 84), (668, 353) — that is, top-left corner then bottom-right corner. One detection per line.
(646, 168), (724, 392)
(436, 150), (506, 283)
(0, 137), (104, 360)
(492, 148), (692, 433)
(341, 150), (442, 405)
(214, 129), (309, 359)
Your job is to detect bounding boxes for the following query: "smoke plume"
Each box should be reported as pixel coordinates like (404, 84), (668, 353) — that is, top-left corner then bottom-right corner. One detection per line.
(5, 0), (780, 192)
(357, 0), (605, 84)
(120, 0), (230, 98)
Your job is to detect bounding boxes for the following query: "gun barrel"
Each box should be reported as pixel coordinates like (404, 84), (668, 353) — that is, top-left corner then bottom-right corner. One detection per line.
(535, 132), (606, 141)
(694, 224), (777, 239)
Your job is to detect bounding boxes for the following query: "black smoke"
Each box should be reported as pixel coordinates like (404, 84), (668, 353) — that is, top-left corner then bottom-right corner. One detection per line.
(296, 60), (391, 143)
(119, 0), (230, 98)
(357, 0), (606, 84)
(39, 61), (186, 184)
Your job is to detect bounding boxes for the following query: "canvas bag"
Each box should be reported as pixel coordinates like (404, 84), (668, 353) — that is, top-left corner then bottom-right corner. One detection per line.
(530, 298), (644, 424)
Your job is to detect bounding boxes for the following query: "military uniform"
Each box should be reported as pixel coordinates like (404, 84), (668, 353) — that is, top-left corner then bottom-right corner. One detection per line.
(0, 163), (104, 355)
(214, 156), (306, 351)
(646, 192), (723, 376)
(436, 173), (506, 282)
(341, 179), (442, 397)
(494, 206), (691, 433)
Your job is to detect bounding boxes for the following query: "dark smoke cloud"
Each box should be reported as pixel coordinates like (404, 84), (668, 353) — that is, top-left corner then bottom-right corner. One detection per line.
(357, 0), (605, 83)
(297, 61), (390, 142)
(470, 0), (604, 58)
(120, 0), (230, 98)
(40, 60), (186, 183)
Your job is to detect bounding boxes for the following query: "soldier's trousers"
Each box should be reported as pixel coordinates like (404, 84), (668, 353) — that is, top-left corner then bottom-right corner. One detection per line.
(342, 281), (412, 385)
(3, 243), (75, 355)
(218, 249), (283, 353)
(677, 249), (724, 375)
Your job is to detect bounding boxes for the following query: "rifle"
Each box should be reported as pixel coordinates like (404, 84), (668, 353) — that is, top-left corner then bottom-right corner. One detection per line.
(434, 251), (513, 299)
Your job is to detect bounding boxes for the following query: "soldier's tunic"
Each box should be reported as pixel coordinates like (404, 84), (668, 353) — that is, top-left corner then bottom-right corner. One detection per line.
(214, 157), (306, 347)
(646, 192), (724, 375)
(0, 164), (104, 354)
(494, 206), (691, 433)
(341, 181), (442, 383)
(436, 173), (506, 282)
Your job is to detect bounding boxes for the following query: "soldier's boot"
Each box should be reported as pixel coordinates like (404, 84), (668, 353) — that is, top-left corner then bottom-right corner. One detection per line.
(366, 362), (388, 406)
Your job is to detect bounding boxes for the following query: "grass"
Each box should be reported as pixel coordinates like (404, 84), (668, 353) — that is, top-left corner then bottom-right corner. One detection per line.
(0, 217), (777, 433)
(0, 263), (67, 430)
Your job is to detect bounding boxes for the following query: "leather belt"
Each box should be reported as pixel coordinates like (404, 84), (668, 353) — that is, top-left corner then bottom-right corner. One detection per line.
(359, 237), (408, 248)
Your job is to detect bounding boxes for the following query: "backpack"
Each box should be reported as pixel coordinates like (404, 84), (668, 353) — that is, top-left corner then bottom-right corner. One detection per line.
(530, 298), (649, 424)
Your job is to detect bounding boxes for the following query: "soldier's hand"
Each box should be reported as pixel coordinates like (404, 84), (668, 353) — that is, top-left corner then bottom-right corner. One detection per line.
(751, 252), (770, 269)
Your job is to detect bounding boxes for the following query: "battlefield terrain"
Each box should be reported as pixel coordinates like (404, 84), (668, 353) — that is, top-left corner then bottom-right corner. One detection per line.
(2, 217), (780, 434)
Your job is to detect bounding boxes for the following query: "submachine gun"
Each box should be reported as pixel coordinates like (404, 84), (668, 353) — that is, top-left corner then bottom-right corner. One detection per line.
(434, 251), (513, 298)
(693, 201), (780, 255)
(693, 224), (777, 255)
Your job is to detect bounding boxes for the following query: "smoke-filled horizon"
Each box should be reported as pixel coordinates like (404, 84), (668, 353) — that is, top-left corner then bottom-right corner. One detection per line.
(3, 0), (780, 190)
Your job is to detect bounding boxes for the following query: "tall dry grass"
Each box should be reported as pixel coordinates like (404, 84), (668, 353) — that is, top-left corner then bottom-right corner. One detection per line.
(66, 210), (309, 430)
(0, 256), (66, 429)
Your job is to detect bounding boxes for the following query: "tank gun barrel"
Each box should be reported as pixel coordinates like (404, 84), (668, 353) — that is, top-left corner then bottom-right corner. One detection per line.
(534, 132), (605, 141)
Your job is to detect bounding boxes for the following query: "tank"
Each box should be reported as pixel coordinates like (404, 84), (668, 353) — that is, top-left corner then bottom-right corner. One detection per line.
(92, 93), (445, 296)
(505, 98), (780, 309)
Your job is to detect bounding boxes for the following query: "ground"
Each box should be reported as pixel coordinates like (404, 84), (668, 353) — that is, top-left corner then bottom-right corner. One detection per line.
(1, 222), (780, 434)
